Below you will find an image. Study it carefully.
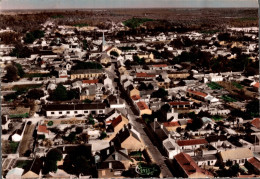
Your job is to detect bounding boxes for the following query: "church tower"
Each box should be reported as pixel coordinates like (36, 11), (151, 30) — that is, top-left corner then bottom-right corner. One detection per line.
(102, 31), (106, 52)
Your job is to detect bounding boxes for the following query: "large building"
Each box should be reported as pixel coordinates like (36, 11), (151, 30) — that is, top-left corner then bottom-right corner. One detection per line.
(70, 69), (104, 80)
(42, 103), (106, 117)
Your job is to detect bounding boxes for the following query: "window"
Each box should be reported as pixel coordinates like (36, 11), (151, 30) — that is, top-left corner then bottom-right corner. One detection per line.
(67, 111), (70, 114)
(59, 112), (62, 114)
(51, 112), (55, 114)
(74, 111), (78, 114)
(99, 110), (103, 114)
(84, 111), (88, 114)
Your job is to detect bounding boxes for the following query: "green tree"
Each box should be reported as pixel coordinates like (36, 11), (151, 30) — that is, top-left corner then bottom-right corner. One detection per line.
(15, 63), (25, 78)
(4, 65), (18, 82)
(246, 99), (259, 117)
(46, 148), (63, 161)
(110, 51), (119, 57)
(27, 89), (44, 99)
(44, 160), (58, 173)
(151, 88), (168, 99)
(24, 32), (35, 43)
(63, 145), (93, 176)
(53, 84), (68, 101)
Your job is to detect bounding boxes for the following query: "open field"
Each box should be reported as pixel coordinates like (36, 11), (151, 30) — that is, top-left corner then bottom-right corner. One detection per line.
(0, 8), (258, 32)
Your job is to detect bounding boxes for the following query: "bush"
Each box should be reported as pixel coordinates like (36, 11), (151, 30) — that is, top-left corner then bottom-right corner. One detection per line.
(47, 121), (53, 126)
(99, 131), (107, 140)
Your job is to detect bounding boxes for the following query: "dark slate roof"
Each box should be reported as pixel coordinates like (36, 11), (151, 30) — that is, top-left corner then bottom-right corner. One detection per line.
(42, 103), (106, 111)
(206, 135), (227, 143)
(71, 69), (104, 74)
(99, 146), (130, 162)
(150, 121), (169, 141)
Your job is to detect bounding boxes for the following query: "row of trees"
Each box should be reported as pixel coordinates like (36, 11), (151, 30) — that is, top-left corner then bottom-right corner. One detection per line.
(24, 30), (45, 44)
(49, 84), (79, 101)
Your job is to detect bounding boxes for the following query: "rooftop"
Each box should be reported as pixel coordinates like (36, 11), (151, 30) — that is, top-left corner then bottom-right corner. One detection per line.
(42, 103), (106, 111)
(136, 101), (149, 110)
(177, 138), (208, 146)
(187, 89), (207, 98)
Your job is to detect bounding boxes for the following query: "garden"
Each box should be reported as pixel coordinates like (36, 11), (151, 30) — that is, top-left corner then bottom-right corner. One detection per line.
(207, 82), (223, 90)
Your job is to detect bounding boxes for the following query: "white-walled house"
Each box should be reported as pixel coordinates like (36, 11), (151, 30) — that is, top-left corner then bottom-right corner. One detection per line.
(209, 74), (223, 82)
(42, 103), (106, 117)
(163, 137), (209, 159)
(11, 129), (23, 142)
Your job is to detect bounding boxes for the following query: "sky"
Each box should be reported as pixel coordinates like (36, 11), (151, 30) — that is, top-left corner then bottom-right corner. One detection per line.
(0, 0), (258, 10)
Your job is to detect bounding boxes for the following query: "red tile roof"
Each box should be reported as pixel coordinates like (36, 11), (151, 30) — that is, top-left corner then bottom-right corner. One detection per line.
(38, 125), (49, 134)
(163, 121), (180, 127)
(169, 101), (190, 106)
(174, 152), (213, 177)
(177, 139), (208, 146)
(152, 64), (168, 68)
(136, 73), (155, 78)
(131, 95), (141, 101)
(111, 115), (122, 128)
(187, 119), (193, 124)
(106, 120), (112, 124)
(238, 175), (260, 178)
(59, 76), (68, 78)
(105, 46), (114, 52)
(251, 118), (260, 129)
(247, 157), (260, 171)
(82, 79), (99, 84)
(253, 82), (259, 88)
(137, 101), (149, 110)
(187, 89), (207, 97)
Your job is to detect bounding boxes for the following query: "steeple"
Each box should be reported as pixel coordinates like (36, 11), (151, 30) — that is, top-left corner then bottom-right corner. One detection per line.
(102, 32), (106, 51)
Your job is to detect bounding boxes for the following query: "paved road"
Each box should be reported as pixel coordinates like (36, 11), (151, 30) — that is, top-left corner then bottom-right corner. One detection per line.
(114, 61), (173, 177)
(126, 107), (173, 178)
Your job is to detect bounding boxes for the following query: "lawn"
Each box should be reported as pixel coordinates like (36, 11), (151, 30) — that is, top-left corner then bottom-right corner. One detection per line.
(2, 140), (20, 154)
(222, 95), (237, 102)
(212, 115), (223, 121)
(232, 82), (243, 89)
(207, 82), (223, 90)
(73, 23), (88, 27)
(15, 160), (32, 168)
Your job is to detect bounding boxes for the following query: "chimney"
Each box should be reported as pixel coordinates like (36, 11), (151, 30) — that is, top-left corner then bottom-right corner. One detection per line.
(110, 141), (114, 146)
(168, 134), (171, 140)
(109, 162), (112, 169)
(107, 149), (110, 155)
(160, 124), (163, 129)
(154, 118), (157, 122)
(172, 108), (174, 113)
(117, 98), (120, 104)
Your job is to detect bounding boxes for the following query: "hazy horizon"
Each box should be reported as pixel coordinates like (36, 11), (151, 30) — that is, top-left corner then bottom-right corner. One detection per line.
(0, 0), (258, 10)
